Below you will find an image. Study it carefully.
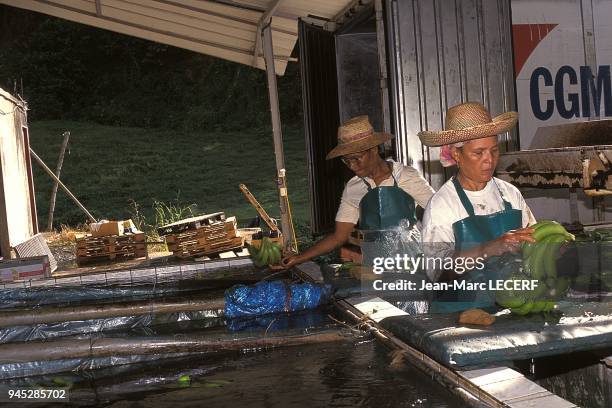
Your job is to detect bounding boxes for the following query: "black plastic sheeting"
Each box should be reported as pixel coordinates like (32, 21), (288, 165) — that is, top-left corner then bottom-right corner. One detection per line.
(380, 299), (612, 368)
(0, 353), (200, 381)
(0, 263), (329, 381)
(0, 265), (272, 310)
(0, 300), (341, 380)
(0, 309), (225, 344)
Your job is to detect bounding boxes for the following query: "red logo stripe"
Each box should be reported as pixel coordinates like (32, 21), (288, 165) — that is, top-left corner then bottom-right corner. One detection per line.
(512, 24), (558, 76)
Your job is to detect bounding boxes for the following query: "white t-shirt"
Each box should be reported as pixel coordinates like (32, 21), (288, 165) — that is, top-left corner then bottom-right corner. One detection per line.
(335, 160), (435, 225)
(421, 177), (536, 280)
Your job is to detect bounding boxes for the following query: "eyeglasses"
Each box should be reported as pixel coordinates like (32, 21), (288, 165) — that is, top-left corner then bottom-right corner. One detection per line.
(341, 150), (369, 166)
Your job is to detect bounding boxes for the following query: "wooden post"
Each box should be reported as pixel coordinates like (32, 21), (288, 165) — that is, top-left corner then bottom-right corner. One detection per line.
(30, 148), (96, 223)
(47, 131), (70, 231)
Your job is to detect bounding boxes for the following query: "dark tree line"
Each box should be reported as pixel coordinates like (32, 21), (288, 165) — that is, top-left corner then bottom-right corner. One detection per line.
(0, 5), (303, 130)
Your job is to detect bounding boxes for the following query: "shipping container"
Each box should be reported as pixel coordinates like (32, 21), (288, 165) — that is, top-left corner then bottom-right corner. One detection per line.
(300, 0), (611, 233)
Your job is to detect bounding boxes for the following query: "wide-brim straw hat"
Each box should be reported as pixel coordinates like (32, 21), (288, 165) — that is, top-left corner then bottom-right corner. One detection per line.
(418, 102), (518, 147)
(326, 115), (392, 160)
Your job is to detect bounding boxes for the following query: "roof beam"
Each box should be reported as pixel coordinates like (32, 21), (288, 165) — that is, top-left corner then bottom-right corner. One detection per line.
(252, 0), (283, 66)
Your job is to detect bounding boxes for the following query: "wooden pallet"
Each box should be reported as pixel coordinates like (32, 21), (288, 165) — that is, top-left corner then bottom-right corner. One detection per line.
(164, 219), (237, 244)
(157, 212), (227, 236)
(163, 216), (244, 259)
(170, 236), (244, 259)
(76, 233), (147, 265)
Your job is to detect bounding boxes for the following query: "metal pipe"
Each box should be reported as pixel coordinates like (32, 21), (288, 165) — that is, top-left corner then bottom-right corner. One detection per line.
(0, 296), (226, 328)
(252, 0), (283, 66)
(29, 148), (96, 223)
(0, 330), (351, 363)
(262, 22), (295, 252)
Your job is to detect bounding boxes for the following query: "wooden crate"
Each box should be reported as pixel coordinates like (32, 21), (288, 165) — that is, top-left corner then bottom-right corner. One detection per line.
(76, 232), (147, 265)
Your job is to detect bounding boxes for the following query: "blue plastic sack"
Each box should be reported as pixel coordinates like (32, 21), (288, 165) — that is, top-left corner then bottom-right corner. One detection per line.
(224, 281), (332, 319)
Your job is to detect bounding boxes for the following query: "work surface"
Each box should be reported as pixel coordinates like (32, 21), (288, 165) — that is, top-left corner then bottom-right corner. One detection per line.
(380, 299), (612, 368)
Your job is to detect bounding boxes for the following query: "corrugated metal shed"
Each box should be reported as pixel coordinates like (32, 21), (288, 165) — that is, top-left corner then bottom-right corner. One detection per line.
(0, 0), (356, 75)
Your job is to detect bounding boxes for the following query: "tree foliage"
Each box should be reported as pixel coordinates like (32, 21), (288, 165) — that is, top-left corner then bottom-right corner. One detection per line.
(0, 6), (303, 130)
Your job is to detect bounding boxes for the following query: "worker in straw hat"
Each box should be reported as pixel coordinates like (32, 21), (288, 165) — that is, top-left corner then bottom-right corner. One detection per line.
(279, 115), (434, 269)
(419, 102), (537, 313)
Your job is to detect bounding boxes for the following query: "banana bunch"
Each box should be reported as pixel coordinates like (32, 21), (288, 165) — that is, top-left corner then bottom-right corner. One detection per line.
(497, 220), (575, 315)
(247, 237), (282, 267)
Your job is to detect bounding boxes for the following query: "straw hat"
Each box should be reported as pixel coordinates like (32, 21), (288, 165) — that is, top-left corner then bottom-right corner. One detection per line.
(326, 116), (392, 160)
(418, 102), (518, 147)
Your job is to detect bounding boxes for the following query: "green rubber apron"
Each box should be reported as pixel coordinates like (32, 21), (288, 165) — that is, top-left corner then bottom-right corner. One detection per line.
(358, 166), (416, 231)
(431, 177), (522, 313)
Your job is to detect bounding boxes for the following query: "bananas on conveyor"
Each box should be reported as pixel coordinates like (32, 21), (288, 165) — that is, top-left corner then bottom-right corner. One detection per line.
(496, 220), (575, 315)
(247, 237), (282, 267)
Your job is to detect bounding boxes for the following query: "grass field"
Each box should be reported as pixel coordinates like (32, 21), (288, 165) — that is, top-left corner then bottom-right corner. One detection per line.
(29, 121), (313, 243)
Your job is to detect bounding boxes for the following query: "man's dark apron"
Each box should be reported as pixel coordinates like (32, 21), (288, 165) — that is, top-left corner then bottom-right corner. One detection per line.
(431, 177), (522, 313)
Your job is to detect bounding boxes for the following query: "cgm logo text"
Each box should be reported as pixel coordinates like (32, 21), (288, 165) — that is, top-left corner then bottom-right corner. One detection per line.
(530, 65), (612, 120)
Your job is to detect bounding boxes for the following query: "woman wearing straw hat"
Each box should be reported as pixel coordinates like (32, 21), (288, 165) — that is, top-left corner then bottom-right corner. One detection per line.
(419, 102), (537, 313)
(279, 115), (434, 269)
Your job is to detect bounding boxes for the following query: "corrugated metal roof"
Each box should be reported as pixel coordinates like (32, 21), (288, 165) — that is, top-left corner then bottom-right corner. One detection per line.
(0, 0), (355, 75)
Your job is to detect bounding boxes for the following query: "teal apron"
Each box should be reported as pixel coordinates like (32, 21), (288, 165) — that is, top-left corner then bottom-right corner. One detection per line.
(358, 165), (416, 230)
(358, 166), (424, 314)
(431, 177), (522, 313)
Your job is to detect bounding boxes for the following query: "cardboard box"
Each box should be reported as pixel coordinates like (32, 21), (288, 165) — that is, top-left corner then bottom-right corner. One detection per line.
(90, 221), (122, 237)
(90, 219), (139, 237)
(0, 256), (51, 283)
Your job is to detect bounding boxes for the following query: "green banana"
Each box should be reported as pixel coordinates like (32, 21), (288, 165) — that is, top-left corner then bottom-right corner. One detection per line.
(531, 220), (558, 230)
(531, 281), (548, 299)
(548, 277), (569, 299)
(248, 243), (265, 267)
(247, 243), (260, 258)
(531, 221), (565, 242)
(542, 301), (555, 312)
(522, 242), (537, 260)
(269, 242), (282, 264)
(522, 220), (558, 259)
(505, 221), (576, 315)
(540, 234), (567, 279)
(523, 242), (543, 278)
(522, 221), (574, 280)
(530, 301), (547, 313)
(496, 272), (529, 309)
(497, 297), (525, 309)
(532, 222), (567, 241)
(522, 221), (555, 259)
(258, 238), (271, 265)
(512, 301), (534, 315)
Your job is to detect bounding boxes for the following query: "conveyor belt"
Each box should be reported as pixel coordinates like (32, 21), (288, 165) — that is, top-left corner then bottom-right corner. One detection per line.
(380, 300), (612, 368)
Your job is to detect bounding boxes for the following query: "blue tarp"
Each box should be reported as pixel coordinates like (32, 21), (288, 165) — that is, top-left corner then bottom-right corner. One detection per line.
(224, 281), (332, 319)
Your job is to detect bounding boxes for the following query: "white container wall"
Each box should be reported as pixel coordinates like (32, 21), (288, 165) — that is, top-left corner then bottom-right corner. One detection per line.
(0, 88), (37, 257)
(512, 0), (612, 223)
